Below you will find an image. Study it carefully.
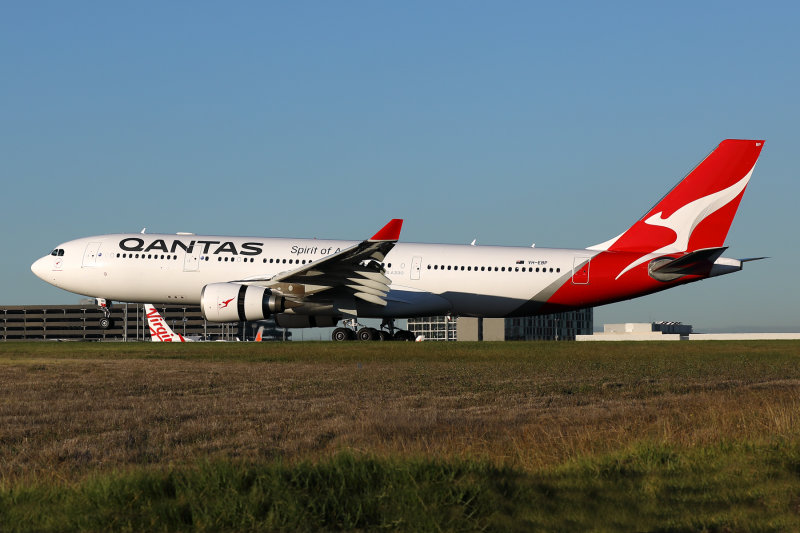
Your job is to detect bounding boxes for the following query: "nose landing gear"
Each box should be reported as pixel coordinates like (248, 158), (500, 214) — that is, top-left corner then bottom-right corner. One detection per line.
(95, 298), (115, 329)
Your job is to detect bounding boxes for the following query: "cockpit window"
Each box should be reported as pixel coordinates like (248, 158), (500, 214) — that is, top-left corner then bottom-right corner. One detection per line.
(50, 249), (65, 256)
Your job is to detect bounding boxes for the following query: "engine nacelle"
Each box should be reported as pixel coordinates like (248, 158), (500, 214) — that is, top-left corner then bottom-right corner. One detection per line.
(201, 283), (288, 322)
(274, 314), (340, 328)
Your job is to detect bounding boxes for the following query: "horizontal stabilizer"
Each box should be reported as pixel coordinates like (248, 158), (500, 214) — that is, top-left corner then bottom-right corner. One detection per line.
(649, 247), (727, 281)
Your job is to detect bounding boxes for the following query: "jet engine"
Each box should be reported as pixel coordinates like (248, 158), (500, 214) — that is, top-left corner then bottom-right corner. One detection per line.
(201, 283), (291, 322)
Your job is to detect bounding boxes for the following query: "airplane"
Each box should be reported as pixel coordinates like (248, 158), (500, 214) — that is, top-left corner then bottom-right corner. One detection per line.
(145, 303), (192, 342)
(32, 139), (765, 341)
(145, 303), (262, 342)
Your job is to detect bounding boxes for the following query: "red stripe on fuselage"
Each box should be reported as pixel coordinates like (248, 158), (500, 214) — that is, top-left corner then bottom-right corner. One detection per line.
(540, 251), (703, 312)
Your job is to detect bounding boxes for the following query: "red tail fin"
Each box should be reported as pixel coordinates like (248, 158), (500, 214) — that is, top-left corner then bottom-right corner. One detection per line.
(145, 303), (187, 342)
(591, 139), (764, 255)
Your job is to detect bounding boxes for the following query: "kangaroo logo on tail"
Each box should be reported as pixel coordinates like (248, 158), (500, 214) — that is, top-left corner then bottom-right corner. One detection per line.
(589, 139), (764, 279)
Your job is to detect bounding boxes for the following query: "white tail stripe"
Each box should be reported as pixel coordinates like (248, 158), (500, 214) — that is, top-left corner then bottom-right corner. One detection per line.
(614, 165), (755, 279)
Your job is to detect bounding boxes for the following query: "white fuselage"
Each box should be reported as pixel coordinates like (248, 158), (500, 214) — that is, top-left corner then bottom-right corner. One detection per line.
(31, 233), (595, 318)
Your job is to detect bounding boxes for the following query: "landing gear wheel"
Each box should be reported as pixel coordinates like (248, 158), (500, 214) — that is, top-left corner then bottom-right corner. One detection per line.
(357, 327), (375, 341)
(332, 327), (352, 342)
(377, 330), (389, 341)
(99, 317), (111, 329)
(394, 330), (414, 341)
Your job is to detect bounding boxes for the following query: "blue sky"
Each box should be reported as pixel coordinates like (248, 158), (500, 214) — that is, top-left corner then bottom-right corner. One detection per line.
(2, 1), (798, 331)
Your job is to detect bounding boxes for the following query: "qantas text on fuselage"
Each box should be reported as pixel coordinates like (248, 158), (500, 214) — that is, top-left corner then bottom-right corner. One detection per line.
(31, 140), (766, 341)
(115, 238), (342, 258)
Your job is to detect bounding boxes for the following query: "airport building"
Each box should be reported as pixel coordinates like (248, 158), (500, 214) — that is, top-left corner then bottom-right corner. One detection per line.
(577, 322), (691, 341)
(404, 315), (459, 341)
(0, 303), (288, 341)
(407, 308), (593, 341)
(577, 322), (800, 341)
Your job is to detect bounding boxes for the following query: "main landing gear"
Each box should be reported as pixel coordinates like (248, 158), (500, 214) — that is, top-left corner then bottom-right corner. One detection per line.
(331, 318), (415, 342)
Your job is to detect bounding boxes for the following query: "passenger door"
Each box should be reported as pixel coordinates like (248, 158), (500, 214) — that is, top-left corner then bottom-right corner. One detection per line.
(572, 256), (590, 284)
(410, 256), (422, 280)
(82, 242), (102, 267)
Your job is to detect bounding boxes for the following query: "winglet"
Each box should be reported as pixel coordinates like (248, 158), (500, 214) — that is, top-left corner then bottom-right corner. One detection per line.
(369, 219), (403, 242)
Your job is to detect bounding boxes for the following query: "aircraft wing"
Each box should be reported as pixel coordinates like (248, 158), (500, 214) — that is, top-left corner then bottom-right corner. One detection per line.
(236, 219), (403, 306)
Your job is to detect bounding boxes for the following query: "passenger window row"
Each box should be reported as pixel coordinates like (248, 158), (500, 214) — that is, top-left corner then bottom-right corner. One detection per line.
(116, 253), (178, 260)
(262, 258), (311, 265)
(111, 253), (557, 274)
(113, 250), (311, 265)
(114, 253), (279, 264)
(426, 264), (560, 273)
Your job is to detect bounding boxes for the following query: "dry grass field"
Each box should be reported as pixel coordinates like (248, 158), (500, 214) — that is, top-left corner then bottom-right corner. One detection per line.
(1, 340), (799, 530)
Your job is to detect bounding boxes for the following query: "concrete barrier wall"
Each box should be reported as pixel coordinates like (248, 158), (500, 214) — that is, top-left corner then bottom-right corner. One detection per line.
(688, 333), (800, 340)
(576, 334), (682, 341)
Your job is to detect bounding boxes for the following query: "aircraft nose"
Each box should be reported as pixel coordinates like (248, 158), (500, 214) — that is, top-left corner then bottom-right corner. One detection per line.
(31, 257), (48, 280)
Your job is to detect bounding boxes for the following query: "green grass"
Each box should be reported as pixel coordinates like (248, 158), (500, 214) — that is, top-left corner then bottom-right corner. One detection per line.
(2, 338), (799, 364)
(0, 340), (798, 530)
(2, 442), (799, 532)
